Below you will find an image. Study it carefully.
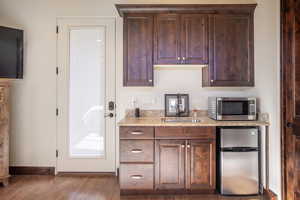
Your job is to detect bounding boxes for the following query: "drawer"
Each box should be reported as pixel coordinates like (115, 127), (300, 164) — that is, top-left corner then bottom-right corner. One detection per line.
(120, 140), (154, 163)
(155, 127), (184, 138)
(120, 164), (154, 190)
(184, 127), (215, 139)
(155, 127), (215, 139)
(120, 127), (154, 139)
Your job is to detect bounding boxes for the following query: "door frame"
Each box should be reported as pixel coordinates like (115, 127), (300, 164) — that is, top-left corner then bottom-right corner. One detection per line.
(281, 0), (296, 199)
(55, 16), (117, 174)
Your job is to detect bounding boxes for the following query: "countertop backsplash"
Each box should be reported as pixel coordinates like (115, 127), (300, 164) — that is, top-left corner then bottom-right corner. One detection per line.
(125, 109), (269, 123)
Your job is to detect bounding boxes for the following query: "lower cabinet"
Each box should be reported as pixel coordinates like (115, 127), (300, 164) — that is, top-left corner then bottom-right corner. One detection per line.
(155, 139), (216, 192)
(119, 126), (216, 194)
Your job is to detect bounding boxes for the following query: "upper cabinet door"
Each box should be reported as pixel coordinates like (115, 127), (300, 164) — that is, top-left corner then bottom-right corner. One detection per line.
(124, 14), (154, 86)
(181, 14), (209, 65)
(207, 14), (254, 87)
(154, 14), (181, 65)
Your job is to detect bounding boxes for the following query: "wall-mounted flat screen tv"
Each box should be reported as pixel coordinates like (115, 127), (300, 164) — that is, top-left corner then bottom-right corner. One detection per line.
(0, 26), (23, 79)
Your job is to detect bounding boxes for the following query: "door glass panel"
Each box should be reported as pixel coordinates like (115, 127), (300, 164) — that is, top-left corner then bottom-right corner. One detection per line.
(69, 27), (105, 157)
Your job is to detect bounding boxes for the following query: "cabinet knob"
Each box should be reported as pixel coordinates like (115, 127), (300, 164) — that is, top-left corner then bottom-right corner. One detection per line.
(211, 80), (214, 83)
(149, 79), (153, 83)
(187, 145), (191, 148)
(181, 145), (185, 148)
(177, 57), (181, 60)
(182, 57), (186, 60)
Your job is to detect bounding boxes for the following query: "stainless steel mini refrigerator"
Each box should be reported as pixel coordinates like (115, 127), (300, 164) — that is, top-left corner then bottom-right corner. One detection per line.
(218, 127), (261, 195)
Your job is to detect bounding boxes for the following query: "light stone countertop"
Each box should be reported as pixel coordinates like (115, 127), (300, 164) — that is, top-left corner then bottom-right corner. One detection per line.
(118, 116), (270, 127)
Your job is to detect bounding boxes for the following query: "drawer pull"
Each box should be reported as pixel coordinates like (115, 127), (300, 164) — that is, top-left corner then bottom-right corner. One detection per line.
(131, 149), (143, 153)
(131, 131), (144, 135)
(131, 175), (144, 180)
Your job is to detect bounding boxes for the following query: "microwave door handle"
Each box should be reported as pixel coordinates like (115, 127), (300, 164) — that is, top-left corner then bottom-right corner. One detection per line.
(217, 99), (222, 115)
(177, 94), (180, 116)
(179, 95), (186, 113)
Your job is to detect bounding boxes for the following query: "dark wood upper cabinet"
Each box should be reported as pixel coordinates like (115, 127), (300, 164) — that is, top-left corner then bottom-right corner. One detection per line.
(181, 14), (209, 64)
(155, 140), (185, 190)
(203, 14), (254, 87)
(187, 140), (216, 191)
(117, 4), (256, 87)
(154, 14), (208, 65)
(154, 14), (181, 65)
(123, 14), (154, 87)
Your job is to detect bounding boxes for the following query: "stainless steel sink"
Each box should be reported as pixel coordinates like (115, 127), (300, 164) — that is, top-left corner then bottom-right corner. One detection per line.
(161, 118), (201, 123)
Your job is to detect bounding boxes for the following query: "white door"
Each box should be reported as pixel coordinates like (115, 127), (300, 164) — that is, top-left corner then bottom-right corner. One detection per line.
(56, 18), (116, 172)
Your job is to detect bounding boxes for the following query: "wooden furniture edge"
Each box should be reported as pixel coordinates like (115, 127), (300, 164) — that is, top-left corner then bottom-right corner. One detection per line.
(0, 176), (10, 187)
(264, 188), (278, 200)
(115, 4), (257, 17)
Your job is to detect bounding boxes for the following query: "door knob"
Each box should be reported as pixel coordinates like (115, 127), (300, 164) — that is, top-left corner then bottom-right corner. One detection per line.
(287, 122), (294, 128)
(105, 113), (114, 118)
(108, 101), (115, 111)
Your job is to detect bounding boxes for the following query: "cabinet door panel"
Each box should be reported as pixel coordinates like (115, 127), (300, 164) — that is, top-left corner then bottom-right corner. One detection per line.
(187, 140), (216, 190)
(124, 14), (153, 86)
(181, 14), (209, 64)
(208, 15), (254, 86)
(154, 14), (181, 64)
(155, 140), (185, 190)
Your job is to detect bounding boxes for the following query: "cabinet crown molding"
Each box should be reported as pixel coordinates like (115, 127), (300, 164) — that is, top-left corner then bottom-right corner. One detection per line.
(115, 4), (257, 17)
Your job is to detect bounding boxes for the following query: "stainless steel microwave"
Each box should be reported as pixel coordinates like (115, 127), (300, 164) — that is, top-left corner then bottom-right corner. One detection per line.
(208, 97), (257, 121)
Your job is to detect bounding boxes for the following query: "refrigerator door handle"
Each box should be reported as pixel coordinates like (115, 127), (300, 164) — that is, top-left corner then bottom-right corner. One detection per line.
(221, 147), (259, 152)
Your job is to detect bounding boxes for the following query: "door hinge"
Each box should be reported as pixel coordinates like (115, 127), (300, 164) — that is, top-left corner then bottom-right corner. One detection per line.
(56, 67), (59, 75)
(56, 108), (59, 116)
(56, 150), (59, 158)
(56, 26), (59, 34)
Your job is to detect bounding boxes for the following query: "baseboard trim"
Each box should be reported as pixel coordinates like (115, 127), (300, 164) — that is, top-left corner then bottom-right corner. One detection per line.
(9, 166), (55, 175)
(56, 172), (116, 177)
(264, 188), (278, 200)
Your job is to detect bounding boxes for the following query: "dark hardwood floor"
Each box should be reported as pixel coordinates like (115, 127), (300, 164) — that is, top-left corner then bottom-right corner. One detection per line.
(0, 175), (267, 200)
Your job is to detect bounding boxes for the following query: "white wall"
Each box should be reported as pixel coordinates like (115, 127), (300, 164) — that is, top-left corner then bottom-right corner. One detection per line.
(0, 0), (281, 198)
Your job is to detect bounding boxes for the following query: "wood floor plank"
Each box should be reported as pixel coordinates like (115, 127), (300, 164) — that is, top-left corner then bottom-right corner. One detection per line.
(0, 175), (267, 200)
